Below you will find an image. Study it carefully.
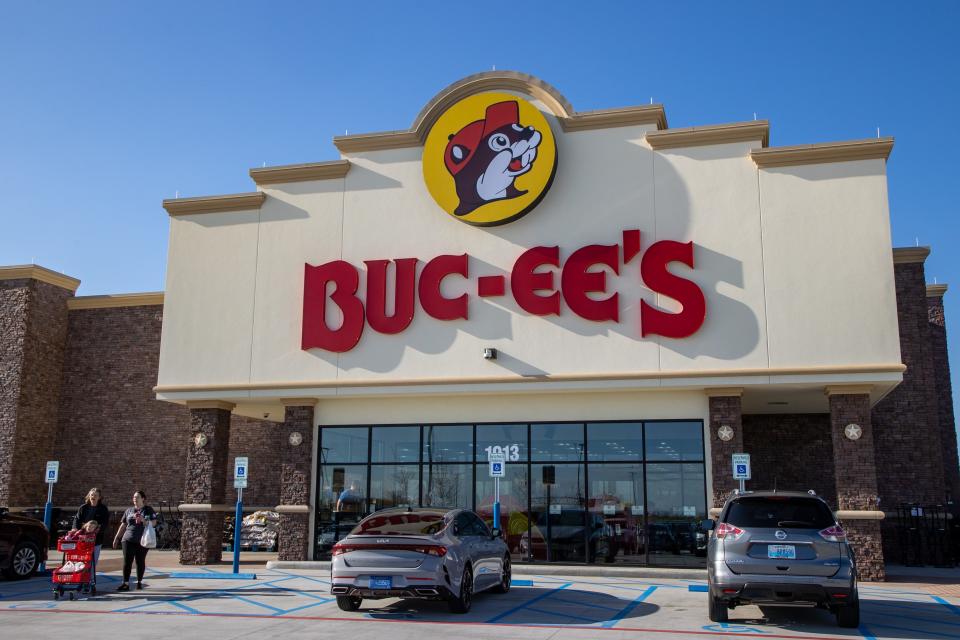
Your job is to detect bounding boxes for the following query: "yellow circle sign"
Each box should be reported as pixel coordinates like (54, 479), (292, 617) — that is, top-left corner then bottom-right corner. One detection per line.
(423, 92), (558, 227)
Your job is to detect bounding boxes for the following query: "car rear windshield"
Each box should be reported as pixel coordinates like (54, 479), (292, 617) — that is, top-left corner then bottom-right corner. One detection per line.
(725, 497), (835, 529)
(349, 510), (447, 536)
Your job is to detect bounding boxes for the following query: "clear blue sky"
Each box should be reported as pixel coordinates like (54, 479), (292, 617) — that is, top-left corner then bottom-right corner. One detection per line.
(2, 2), (958, 426)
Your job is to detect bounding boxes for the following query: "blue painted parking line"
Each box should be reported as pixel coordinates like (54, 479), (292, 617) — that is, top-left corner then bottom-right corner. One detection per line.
(548, 595), (621, 612)
(486, 581), (571, 623)
(277, 598), (336, 615)
(859, 624), (879, 640)
(601, 585), (657, 628)
(688, 584), (709, 592)
(512, 579), (534, 586)
(934, 595), (960, 617)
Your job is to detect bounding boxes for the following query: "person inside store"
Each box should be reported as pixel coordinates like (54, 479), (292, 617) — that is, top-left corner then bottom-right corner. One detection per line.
(70, 487), (110, 567)
(112, 490), (157, 591)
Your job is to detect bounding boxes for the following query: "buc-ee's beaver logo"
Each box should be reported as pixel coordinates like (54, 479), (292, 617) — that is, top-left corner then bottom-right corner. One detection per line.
(423, 92), (558, 227)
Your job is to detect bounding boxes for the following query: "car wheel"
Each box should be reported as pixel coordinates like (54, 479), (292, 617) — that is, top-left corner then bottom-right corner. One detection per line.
(835, 591), (860, 628)
(4, 541), (40, 580)
(492, 556), (511, 593)
(448, 566), (473, 613)
(336, 596), (362, 611)
(708, 596), (729, 622)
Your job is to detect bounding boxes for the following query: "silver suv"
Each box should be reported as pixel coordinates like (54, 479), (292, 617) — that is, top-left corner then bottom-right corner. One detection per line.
(702, 491), (859, 628)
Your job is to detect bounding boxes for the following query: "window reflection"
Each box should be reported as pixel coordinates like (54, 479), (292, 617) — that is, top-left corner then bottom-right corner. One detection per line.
(422, 463), (472, 509)
(644, 422), (704, 461)
(423, 424), (473, 463)
(371, 426), (420, 463)
(370, 465), (419, 510)
(320, 427), (368, 463)
(588, 422), (643, 461)
(531, 423), (584, 462)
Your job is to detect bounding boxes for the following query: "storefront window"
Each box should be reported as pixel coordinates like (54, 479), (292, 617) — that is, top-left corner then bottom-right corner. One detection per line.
(586, 463), (645, 564)
(476, 463), (529, 564)
(320, 427), (369, 463)
(529, 463), (586, 562)
(587, 422), (643, 461)
(371, 425), (420, 463)
(422, 463), (472, 509)
(531, 423), (585, 462)
(314, 420), (707, 566)
(370, 465), (419, 510)
(476, 423), (527, 462)
(644, 421), (704, 461)
(423, 424), (473, 463)
(645, 463), (707, 567)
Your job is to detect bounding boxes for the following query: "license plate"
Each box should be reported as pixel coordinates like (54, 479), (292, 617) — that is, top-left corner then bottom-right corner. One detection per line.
(369, 576), (392, 589)
(767, 544), (796, 559)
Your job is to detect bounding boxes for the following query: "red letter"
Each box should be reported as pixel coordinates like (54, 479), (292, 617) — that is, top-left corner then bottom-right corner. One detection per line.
(364, 258), (418, 334)
(561, 244), (620, 322)
(640, 240), (706, 338)
(511, 246), (560, 315)
(302, 261), (364, 352)
(418, 254), (469, 320)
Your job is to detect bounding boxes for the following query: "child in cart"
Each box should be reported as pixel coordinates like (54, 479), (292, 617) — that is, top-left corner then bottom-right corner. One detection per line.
(52, 521), (99, 600)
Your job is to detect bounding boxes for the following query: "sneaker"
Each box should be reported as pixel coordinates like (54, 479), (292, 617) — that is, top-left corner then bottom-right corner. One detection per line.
(117, 583), (129, 592)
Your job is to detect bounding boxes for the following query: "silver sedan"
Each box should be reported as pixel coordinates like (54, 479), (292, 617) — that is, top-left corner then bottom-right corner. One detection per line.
(330, 507), (511, 613)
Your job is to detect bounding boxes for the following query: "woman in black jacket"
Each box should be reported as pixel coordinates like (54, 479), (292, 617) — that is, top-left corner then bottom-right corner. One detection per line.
(71, 488), (110, 568)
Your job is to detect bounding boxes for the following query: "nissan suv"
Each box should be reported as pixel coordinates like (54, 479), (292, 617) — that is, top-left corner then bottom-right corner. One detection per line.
(0, 507), (49, 580)
(702, 491), (859, 628)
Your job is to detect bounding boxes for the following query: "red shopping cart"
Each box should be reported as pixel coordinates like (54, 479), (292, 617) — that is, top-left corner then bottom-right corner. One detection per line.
(52, 533), (97, 600)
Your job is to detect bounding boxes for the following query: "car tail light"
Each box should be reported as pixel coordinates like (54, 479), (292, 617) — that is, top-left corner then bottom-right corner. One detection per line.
(715, 523), (744, 540)
(819, 525), (846, 542)
(331, 543), (447, 557)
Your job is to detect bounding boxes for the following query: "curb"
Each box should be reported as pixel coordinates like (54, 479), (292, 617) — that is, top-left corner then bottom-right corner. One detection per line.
(266, 560), (706, 580)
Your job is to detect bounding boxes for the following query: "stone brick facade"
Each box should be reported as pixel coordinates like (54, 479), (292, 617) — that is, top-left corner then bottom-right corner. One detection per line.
(927, 289), (960, 514)
(180, 406), (231, 565)
(0, 278), (72, 506)
(829, 392), (885, 581)
(707, 393), (743, 509)
(742, 413), (837, 506)
(277, 403), (314, 561)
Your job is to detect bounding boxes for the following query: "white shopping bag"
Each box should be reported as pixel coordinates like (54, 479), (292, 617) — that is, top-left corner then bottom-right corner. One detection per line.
(140, 521), (157, 549)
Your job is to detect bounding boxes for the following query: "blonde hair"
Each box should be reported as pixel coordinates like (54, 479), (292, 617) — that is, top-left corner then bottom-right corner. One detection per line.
(85, 488), (102, 505)
(82, 520), (100, 531)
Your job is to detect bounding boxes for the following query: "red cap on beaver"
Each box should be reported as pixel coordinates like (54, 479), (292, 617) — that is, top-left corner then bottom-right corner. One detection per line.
(444, 100), (520, 176)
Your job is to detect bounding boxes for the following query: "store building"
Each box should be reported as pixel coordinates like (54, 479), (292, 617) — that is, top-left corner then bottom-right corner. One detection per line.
(1, 72), (956, 581)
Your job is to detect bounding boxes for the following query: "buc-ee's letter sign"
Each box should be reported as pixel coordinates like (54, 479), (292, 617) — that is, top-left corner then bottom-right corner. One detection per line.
(301, 230), (706, 353)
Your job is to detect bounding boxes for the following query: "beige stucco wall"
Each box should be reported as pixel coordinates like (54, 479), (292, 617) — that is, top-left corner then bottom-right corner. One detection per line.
(157, 89), (901, 404)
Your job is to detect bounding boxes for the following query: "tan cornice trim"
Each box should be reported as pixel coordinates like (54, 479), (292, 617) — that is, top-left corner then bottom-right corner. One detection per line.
(835, 510), (885, 521)
(824, 384), (873, 397)
(186, 400), (236, 412)
(163, 192), (265, 216)
(927, 284), (948, 298)
(68, 292), (164, 310)
(560, 105), (667, 133)
(154, 363), (905, 395)
(646, 121), (769, 150)
(0, 265), (81, 292)
(178, 503), (235, 513)
(893, 246), (931, 264)
(249, 160), (351, 186)
(275, 505), (311, 514)
(704, 387), (744, 398)
(752, 138), (893, 168)
(280, 398), (319, 407)
(333, 70), (667, 154)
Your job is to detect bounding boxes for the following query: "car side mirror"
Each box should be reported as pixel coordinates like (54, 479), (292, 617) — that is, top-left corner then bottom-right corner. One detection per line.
(491, 527), (502, 539)
(699, 519), (715, 531)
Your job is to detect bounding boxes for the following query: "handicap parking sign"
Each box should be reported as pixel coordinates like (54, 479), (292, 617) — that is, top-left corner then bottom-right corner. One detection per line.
(736, 464), (747, 475)
(489, 455), (505, 478)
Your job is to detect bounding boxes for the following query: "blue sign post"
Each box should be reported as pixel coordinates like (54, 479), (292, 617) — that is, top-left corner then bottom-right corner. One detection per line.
(40, 461), (59, 574)
(233, 457), (248, 574)
(489, 455), (505, 530)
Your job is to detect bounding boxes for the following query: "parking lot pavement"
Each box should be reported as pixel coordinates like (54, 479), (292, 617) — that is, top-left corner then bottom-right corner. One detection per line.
(1, 568), (958, 640)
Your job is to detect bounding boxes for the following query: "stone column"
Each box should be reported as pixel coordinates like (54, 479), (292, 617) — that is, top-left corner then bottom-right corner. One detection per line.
(276, 399), (315, 561)
(706, 388), (743, 510)
(827, 387), (885, 582)
(927, 284), (960, 515)
(179, 402), (233, 565)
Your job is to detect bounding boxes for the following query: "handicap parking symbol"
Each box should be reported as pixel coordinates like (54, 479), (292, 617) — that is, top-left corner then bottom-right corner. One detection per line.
(493, 463), (502, 473)
(703, 623), (767, 633)
(736, 464), (747, 475)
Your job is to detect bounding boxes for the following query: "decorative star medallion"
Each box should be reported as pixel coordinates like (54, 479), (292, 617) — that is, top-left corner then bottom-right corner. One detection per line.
(844, 423), (863, 440)
(289, 431), (303, 447)
(717, 425), (735, 442)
